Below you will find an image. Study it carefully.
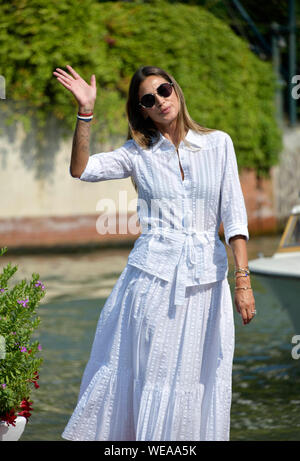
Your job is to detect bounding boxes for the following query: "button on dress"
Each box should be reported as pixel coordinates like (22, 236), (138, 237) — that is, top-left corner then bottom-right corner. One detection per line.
(62, 129), (249, 441)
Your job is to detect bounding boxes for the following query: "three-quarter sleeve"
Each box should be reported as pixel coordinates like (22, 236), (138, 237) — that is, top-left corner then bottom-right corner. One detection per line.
(220, 133), (249, 246)
(73, 139), (135, 182)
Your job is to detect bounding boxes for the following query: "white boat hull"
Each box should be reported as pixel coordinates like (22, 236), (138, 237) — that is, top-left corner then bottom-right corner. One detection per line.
(249, 254), (300, 333)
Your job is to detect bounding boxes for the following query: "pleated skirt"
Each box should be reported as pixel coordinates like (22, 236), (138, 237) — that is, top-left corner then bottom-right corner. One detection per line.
(61, 263), (235, 441)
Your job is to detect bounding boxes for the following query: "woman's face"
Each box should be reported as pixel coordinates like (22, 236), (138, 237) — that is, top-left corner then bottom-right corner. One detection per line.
(138, 75), (180, 129)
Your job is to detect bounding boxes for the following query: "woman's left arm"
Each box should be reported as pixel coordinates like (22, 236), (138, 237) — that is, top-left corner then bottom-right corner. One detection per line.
(229, 235), (256, 325)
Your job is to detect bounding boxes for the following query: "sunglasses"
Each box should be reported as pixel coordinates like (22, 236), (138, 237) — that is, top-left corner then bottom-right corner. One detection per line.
(139, 82), (174, 109)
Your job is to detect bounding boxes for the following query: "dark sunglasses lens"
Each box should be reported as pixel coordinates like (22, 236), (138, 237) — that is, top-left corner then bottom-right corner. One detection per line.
(157, 83), (173, 97)
(140, 83), (173, 108)
(140, 94), (155, 108)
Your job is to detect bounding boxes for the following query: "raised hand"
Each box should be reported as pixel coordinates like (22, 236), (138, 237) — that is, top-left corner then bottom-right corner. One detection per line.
(53, 65), (97, 112)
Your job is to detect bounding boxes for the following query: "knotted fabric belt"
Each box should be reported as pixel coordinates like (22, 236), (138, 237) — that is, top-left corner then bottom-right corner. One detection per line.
(142, 226), (218, 306)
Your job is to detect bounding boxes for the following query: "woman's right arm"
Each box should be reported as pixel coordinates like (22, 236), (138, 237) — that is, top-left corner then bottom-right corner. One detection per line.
(70, 111), (93, 178)
(52, 65), (97, 178)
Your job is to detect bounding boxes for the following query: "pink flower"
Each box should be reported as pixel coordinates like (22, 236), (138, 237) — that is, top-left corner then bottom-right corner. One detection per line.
(38, 344), (42, 351)
(35, 280), (45, 290)
(17, 299), (29, 308)
(20, 346), (27, 353)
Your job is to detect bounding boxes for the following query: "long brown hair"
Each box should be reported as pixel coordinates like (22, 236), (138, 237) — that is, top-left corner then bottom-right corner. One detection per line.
(126, 66), (215, 192)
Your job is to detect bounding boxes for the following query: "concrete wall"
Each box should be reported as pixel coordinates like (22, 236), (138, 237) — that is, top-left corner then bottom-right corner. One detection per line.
(0, 110), (299, 250)
(0, 111), (137, 219)
(0, 110), (138, 249)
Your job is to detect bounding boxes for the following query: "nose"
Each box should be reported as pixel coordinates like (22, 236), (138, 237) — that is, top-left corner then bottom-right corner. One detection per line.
(154, 93), (165, 107)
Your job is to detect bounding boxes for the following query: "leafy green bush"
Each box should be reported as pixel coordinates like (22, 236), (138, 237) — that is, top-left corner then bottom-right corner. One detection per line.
(0, 247), (45, 426)
(0, 0), (282, 176)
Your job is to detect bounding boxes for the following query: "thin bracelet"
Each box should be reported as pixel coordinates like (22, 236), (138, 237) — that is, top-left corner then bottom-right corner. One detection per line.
(234, 269), (250, 276)
(235, 287), (252, 291)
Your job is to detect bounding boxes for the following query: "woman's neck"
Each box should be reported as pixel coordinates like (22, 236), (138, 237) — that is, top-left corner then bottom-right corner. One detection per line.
(155, 119), (180, 148)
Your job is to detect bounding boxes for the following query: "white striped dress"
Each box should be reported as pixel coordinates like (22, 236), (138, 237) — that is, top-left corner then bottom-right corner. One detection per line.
(62, 129), (249, 441)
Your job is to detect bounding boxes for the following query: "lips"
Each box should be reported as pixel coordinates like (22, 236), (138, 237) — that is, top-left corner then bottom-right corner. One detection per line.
(160, 106), (171, 114)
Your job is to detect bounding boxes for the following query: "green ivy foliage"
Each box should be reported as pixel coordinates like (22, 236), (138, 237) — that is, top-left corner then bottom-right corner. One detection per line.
(0, 0), (282, 176)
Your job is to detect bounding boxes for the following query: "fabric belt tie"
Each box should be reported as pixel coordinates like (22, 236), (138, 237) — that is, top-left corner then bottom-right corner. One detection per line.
(173, 228), (202, 306)
(145, 227), (216, 307)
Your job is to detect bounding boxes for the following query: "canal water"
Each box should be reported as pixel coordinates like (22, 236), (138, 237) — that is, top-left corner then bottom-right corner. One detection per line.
(1, 235), (299, 441)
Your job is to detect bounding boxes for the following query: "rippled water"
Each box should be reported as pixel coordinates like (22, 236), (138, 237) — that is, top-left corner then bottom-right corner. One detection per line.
(1, 235), (299, 441)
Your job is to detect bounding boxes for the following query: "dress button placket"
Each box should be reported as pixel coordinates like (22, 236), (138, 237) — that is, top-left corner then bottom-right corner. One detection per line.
(178, 147), (188, 230)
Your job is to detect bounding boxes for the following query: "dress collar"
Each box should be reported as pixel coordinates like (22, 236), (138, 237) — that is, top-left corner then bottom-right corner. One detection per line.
(151, 129), (205, 154)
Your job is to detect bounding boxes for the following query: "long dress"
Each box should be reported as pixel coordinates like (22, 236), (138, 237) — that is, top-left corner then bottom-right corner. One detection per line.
(61, 129), (249, 441)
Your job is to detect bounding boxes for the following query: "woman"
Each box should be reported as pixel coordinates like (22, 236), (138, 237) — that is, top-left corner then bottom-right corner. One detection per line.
(53, 64), (256, 441)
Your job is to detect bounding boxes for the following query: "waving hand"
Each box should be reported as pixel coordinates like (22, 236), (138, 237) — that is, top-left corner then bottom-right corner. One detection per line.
(53, 65), (97, 111)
